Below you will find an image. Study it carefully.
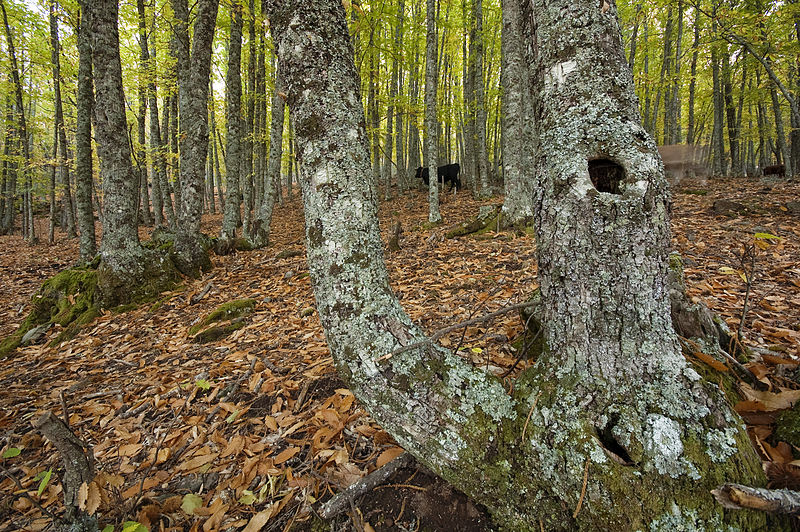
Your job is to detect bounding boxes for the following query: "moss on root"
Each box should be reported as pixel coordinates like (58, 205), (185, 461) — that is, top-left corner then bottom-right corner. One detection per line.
(2, 249), (183, 358)
(188, 299), (257, 340)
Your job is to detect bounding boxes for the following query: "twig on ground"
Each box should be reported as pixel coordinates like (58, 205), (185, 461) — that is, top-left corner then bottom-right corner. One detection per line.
(713, 483), (800, 515)
(317, 452), (412, 519)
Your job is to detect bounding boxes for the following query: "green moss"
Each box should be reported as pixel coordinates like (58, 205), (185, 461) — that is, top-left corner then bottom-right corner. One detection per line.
(188, 299), (257, 336)
(276, 249), (303, 260)
(191, 320), (247, 344)
(775, 406), (800, 448)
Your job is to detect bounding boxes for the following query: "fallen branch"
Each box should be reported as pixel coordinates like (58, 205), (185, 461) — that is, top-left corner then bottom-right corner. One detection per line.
(713, 484), (800, 515)
(33, 411), (97, 530)
(378, 301), (535, 362)
(317, 452), (412, 519)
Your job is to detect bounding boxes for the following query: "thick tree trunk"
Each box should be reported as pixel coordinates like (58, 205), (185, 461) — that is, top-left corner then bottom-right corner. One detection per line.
(500, 0), (534, 225)
(82, 0), (176, 307)
(473, 0), (489, 196)
(266, 0), (781, 529)
(75, 10), (96, 262)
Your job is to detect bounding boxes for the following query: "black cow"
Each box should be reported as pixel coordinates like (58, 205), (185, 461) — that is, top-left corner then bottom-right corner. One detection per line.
(415, 163), (462, 191)
(762, 164), (785, 178)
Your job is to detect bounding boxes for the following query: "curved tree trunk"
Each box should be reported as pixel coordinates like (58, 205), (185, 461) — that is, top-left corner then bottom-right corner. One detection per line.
(265, 0), (780, 529)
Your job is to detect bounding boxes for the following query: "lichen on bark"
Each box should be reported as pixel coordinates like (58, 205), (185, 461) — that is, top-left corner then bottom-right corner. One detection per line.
(265, 0), (784, 529)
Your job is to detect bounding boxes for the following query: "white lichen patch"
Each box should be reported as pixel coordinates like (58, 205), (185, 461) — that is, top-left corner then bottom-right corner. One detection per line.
(545, 60), (577, 88)
(443, 353), (516, 422)
(644, 414), (698, 479)
(704, 428), (739, 463)
(647, 504), (737, 532)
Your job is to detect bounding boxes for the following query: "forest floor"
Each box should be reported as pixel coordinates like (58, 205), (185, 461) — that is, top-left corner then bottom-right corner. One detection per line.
(1, 175), (800, 532)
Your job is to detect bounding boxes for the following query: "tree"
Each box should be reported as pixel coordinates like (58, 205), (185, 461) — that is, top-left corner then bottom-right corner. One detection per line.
(74, 6), (96, 262)
(499, 0), (533, 226)
(424, 0), (441, 223)
(220, 0), (243, 248)
(81, 0), (176, 307)
(172, 0), (219, 276)
(265, 0), (780, 528)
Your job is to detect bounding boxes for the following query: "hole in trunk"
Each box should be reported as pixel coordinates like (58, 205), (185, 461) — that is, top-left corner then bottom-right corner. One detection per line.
(596, 416), (634, 465)
(588, 158), (624, 195)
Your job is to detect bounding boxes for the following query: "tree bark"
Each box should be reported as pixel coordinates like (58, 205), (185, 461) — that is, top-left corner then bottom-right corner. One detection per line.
(265, 0), (781, 529)
(172, 0), (218, 276)
(75, 8), (96, 261)
(1, 0), (34, 243)
(500, 0), (534, 225)
(221, 1), (243, 246)
(82, 0), (177, 307)
(424, 0), (441, 222)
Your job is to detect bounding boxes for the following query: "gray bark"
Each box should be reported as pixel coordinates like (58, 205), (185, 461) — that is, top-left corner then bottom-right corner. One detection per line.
(251, 61), (283, 247)
(1, 0), (34, 243)
(473, 0), (489, 196)
(173, 0), (218, 276)
(221, 1), (243, 245)
(711, 16), (726, 175)
(687, 1), (700, 145)
(500, 0), (534, 225)
(75, 9), (96, 261)
(424, 0), (441, 222)
(82, 0), (177, 307)
(265, 0), (778, 529)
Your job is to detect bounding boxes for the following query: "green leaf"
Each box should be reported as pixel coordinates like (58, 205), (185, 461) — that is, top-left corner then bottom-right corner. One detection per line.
(2, 448), (21, 458)
(35, 469), (52, 496)
(226, 409), (241, 424)
(754, 232), (779, 240)
(195, 379), (211, 390)
(101, 526), (114, 532)
(181, 493), (203, 515)
(238, 490), (256, 505)
(718, 266), (737, 275)
(121, 521), (147, 532)
(471, 347), (483, 354)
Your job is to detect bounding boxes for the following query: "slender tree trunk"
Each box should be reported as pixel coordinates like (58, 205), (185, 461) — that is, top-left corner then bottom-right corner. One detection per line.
(75, 9), (96, 261)
(723, 52), (741, 176)
(172, 0), (219, 275)
(473, 0), (489, 196)
(686, 1), (700, 145)
(251, 60), (283, 247)
(771, 85), (791, 174)
(670, 0), (683, 144)
(628, 3), (641, 69)
(221, 1), (243, 245)
(500, 0), (533, 224)
(711, 16), (726, 175)
(1, 0), (34, 243)
(241, 0), (256, 236)
(425, 0), (441, 222)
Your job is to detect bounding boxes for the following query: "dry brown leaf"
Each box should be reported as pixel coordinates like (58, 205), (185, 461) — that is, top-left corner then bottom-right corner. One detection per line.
(376, 447), (405, 468)
(273, 446), (300, 465)
(241, 503), (278, 532)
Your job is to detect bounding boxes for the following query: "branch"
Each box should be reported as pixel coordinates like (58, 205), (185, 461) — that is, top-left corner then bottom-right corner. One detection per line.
(317, 453), (412, 519)
(377, 301), (535, 362)
(713, 484), (800, 515)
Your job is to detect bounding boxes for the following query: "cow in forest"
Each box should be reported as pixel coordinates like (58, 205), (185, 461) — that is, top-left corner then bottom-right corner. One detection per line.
(415, 163), (462, 191)
(762, 164), (786, 178)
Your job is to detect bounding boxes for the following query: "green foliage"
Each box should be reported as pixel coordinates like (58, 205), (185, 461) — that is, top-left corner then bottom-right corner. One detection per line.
(34, 468), (52, 496)
(2, 447), (20, 458)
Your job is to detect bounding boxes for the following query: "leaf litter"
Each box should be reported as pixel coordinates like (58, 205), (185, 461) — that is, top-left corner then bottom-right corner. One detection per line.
(0, 176), (798, 531)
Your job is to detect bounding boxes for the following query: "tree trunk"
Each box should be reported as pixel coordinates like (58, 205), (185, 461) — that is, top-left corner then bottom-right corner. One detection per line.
(1, 0), (34, 243)
(251, 60), (283, 247)
(499, 0), (534, 225)
(266, 0), (780, 529)
(425, 0), (441, 222)
(723, 52), (741, 176)
(172, 0), (218, 276)
(221, 1), (243, 246)
(770, 85), (791, 175)
(473, 0), (489, 196)
(75, 8), (96, 261)
(82, 0), (177, 307)
(686, 0), (700, 145)
(711, 16), (726, 175)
